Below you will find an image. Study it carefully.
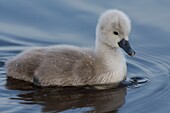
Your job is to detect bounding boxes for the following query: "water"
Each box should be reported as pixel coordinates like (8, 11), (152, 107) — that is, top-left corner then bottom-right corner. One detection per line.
(0, 0), (170, 113)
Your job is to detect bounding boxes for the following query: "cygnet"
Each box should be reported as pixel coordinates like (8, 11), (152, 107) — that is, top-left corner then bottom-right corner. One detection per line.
(6, 9), (135, 88)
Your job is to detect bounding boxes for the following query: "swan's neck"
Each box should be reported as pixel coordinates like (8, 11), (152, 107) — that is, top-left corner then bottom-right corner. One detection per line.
(95, 38), (126, 68)
(94, 37), (127, 83)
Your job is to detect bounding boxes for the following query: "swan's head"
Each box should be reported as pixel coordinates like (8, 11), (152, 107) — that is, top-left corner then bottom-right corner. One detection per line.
(96, 9), (135, 56)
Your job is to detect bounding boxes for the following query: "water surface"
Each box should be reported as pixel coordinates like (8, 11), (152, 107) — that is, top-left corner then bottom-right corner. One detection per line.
(0, 0), (170, 113)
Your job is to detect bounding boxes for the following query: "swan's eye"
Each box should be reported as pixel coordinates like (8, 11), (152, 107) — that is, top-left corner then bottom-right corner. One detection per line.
(113, 31), (118, 35)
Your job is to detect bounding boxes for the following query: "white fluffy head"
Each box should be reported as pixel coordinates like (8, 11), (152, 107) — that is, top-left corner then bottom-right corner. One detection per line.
(96, 9), (131, 48)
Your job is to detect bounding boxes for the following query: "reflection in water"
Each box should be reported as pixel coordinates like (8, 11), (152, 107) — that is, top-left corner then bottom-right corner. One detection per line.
(6, 78), (126, 113)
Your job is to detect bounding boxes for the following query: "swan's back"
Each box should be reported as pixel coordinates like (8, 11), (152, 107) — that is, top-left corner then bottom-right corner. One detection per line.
(34, 45), (96, 86)
(6, 45), (96, 86)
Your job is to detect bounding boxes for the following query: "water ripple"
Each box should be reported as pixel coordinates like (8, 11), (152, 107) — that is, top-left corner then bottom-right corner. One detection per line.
(122, 50), (170, 113)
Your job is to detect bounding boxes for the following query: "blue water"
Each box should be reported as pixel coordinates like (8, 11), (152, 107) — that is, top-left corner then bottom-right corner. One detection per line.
(0, 0), (170, 113)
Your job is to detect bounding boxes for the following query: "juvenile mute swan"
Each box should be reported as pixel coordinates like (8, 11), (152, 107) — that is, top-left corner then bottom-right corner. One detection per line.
(6, 9), (135, 88)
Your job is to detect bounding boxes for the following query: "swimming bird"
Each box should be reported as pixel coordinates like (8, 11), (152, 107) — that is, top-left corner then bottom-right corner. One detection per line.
(6, 9), (135, 88)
